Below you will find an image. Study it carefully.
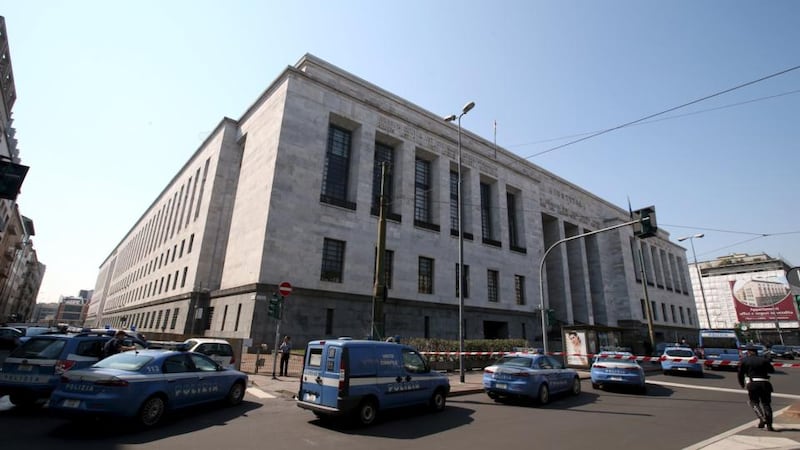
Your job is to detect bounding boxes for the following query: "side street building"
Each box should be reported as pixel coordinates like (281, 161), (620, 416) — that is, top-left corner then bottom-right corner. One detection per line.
(88, 54), (697, 354)
(0, 16), (44, 323)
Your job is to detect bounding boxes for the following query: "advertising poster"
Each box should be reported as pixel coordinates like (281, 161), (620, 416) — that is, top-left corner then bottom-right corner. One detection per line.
(730, 278), (799, 326)
(565, 330), (588, 366)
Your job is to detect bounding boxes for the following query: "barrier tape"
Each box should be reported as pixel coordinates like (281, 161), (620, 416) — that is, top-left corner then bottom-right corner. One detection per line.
(418, 351), (800, 368)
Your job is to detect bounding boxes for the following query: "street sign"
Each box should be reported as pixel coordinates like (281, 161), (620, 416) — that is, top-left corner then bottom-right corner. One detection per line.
(279, 281), (292, 297)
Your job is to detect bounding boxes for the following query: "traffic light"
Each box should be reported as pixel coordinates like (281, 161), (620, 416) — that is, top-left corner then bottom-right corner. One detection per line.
(632, 206), (657, 238)
(546, 309), (556, 326)
(268, 295), (282, 319)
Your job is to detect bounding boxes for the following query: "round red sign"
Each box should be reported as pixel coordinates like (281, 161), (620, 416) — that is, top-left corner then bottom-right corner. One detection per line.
(278, 281), (292, 297)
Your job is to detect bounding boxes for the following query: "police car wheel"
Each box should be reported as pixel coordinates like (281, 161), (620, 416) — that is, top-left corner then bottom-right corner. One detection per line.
(430, 389), (446, 412)
(356, 398), (378, 426)
(226, 382), (245, 406)
(9, 393), (37, 408)
(537, 384), (550, 405)
(571, 377), (581, 396)
(138, 396), (166, 427)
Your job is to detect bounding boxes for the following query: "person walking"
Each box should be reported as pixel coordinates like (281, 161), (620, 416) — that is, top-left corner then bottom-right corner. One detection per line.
(737, 344), (776, 431)
(279, 336), (292, 377)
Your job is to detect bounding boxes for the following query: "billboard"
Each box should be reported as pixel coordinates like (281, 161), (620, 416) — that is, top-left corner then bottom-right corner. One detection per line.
(730, 278), (799, 327)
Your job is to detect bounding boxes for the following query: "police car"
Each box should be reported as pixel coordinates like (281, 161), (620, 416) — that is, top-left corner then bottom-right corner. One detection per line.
(48, 348), (248, 427)
(297, 339), (450, 426)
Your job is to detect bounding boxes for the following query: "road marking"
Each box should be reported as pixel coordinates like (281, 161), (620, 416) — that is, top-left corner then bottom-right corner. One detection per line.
(247, 387), (276, 399)
(648, 380), (800, 400)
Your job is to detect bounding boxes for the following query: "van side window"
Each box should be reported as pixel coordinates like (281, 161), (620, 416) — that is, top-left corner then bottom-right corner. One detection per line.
(402, 349), (427, 373)
(326, 348), (337, 371)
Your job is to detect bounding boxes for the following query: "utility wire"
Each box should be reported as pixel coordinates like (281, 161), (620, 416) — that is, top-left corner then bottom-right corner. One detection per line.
(522, 64), (800, 159)
(509, 88), (800, 149)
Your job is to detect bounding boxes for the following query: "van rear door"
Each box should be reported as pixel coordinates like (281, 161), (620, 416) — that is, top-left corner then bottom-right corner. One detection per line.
(299, 343), (341, 410)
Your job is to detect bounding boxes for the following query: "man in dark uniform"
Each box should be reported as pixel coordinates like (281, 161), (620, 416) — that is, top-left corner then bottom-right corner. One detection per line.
(737, 344), (776, 431)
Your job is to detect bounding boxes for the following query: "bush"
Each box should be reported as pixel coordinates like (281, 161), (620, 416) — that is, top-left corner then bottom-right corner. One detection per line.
(405, 338), (529, 363)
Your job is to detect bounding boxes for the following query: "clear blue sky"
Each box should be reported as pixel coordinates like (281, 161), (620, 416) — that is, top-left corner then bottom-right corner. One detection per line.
(2, 0), (798, 303)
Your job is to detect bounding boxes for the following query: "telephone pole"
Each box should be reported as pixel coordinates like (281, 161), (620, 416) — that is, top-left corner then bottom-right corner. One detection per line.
(371, 162), (389, 340)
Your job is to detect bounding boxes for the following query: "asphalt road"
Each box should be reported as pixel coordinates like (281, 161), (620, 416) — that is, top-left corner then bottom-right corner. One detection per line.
(1, 368), (799, 450)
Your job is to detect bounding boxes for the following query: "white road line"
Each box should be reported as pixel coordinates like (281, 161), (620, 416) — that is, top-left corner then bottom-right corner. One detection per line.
(247, 387), (276, 399)
(647, 380), (800, 400)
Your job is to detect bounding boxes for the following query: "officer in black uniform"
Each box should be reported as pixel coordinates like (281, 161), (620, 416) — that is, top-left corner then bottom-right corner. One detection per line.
(737, 344), (776, 431)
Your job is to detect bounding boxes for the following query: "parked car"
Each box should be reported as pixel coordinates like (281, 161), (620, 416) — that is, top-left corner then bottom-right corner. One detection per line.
(0, 331), (147, 407)
(483, 353), (581, 404)
(590, 351), (646, 394)
(182, 338), (236, 369)
(768, 345), (795, 360)
(48, 349), (248, 427)
(297, 339), (450, 426)
(0, 326), (23, 350)
(16, 326), (55, 344)
(660, 346), (703, 377)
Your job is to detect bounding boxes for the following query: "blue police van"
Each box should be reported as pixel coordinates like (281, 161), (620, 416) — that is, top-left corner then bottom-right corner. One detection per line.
(296, 338), (450, 426)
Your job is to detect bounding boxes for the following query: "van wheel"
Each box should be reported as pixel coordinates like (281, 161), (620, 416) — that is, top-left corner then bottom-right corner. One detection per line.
(226, 381), (245, 406)
(138, 395), (165, 427)
(429, 388), (447, 412)
(356, 398), (378, 426)
(487, 391), (499, 400)
(537, 384), (550, 405)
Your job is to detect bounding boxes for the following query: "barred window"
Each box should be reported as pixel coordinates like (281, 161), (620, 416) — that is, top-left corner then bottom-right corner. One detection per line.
(418, 256), (434, 294)
(372, 143), (394, 213)
(455, 263), (469, 298)
(487, 269), (499, 303)
(321, 125), (351, 203)
(514, 274), (525, 305)
(321, 238), (346, 283)
(480, 183), (493, 240)
(507, 192), (519, 247)
(414, 159), (431, 223)
(450, 171), (459, 231)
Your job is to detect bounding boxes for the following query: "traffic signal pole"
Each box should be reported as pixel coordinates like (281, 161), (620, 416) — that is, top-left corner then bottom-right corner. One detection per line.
(270, 294), (284, 379)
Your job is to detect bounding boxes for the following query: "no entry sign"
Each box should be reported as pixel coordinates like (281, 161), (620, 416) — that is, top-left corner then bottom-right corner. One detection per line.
(278, 281), (292, 297)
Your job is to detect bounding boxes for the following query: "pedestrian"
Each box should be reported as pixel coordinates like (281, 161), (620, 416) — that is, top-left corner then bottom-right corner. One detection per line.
(737, 344), (776, 431)
(279, 336), (291, 377)
(102, 330), (136, 359)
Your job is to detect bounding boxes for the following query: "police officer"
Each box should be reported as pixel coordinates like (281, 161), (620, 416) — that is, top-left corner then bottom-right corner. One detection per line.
(737, 344), (776, 431)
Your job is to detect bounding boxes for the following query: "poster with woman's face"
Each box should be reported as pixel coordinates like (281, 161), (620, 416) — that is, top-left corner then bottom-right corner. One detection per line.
(566, 330), (588, 366)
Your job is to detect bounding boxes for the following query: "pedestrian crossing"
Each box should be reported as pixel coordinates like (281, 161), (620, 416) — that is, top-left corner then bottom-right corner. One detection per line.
(246, 387), (276, 399)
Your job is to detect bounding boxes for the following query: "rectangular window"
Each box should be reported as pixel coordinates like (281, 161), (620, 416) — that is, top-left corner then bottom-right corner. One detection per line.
(163, 309), (171, 331)
(640, 299), (647, 319)
(321, 125), (352, 206)
(180, 240), (185, 258)
(651, 301), (658, 321)
(670, 304), (676, 323)
(180, 267), (188, 288)
(235, 304), (242, 331)
(173, 270), (179, 290)
(149, 311), (156, 329)
(661, 303), (667, 322)
(480, 183), (493, 240)
(170, 308), (179, 329)
(205, 307), (214, 330)
(455, 263), (469, 298)
(194, 158), (210, 221)
(418, 256), (434, 294)
(221, 305), (228, 331)
(188, 233), (194, 254)
(515, 274), (525, 305)
(321, 238), (346, 282)
(449, 171), (459, 233)
(414, 158), (431, 224)
(687, 308), (693, 325)
(487, 269), (499, 303)
(424, 316), (430, 339)
(507, 192), (518, 247)
(371, 142), (394, 214)
(679, 306), (685, 324)
(156, 310), (163, 330)
(372, 248), (394, 291)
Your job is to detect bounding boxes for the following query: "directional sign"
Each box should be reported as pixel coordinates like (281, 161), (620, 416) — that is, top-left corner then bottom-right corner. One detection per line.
(278, 281), (292, 297)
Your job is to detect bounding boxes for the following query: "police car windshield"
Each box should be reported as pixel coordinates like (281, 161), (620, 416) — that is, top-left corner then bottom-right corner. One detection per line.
(93, 353), (153, 371)
(665, 349), (694, 358)
(496, 356), (534, 368)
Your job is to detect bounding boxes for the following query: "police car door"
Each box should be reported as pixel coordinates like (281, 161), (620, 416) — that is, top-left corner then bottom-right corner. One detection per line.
(543, 355), (570, 393)
(162, 354), (201, 408)
(187, 353), (224, 403)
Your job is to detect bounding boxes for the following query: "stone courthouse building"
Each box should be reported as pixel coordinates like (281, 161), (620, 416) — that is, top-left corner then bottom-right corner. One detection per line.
(87, 54), (698, 352)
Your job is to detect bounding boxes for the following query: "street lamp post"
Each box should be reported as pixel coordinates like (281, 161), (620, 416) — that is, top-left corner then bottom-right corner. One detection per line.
(678, 233), (711, 329)
(444, 101), (475, 384)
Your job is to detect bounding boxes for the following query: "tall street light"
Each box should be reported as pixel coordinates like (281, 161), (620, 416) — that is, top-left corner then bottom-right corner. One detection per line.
(444, 100), (475, 383)
(678, 233), (711, 329)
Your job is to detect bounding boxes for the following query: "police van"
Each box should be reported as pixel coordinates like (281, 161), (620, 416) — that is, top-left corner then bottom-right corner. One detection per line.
(296, 338), (450, 425)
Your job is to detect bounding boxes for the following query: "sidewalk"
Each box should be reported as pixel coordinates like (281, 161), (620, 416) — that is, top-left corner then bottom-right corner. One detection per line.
(243, 357), (800, 450)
